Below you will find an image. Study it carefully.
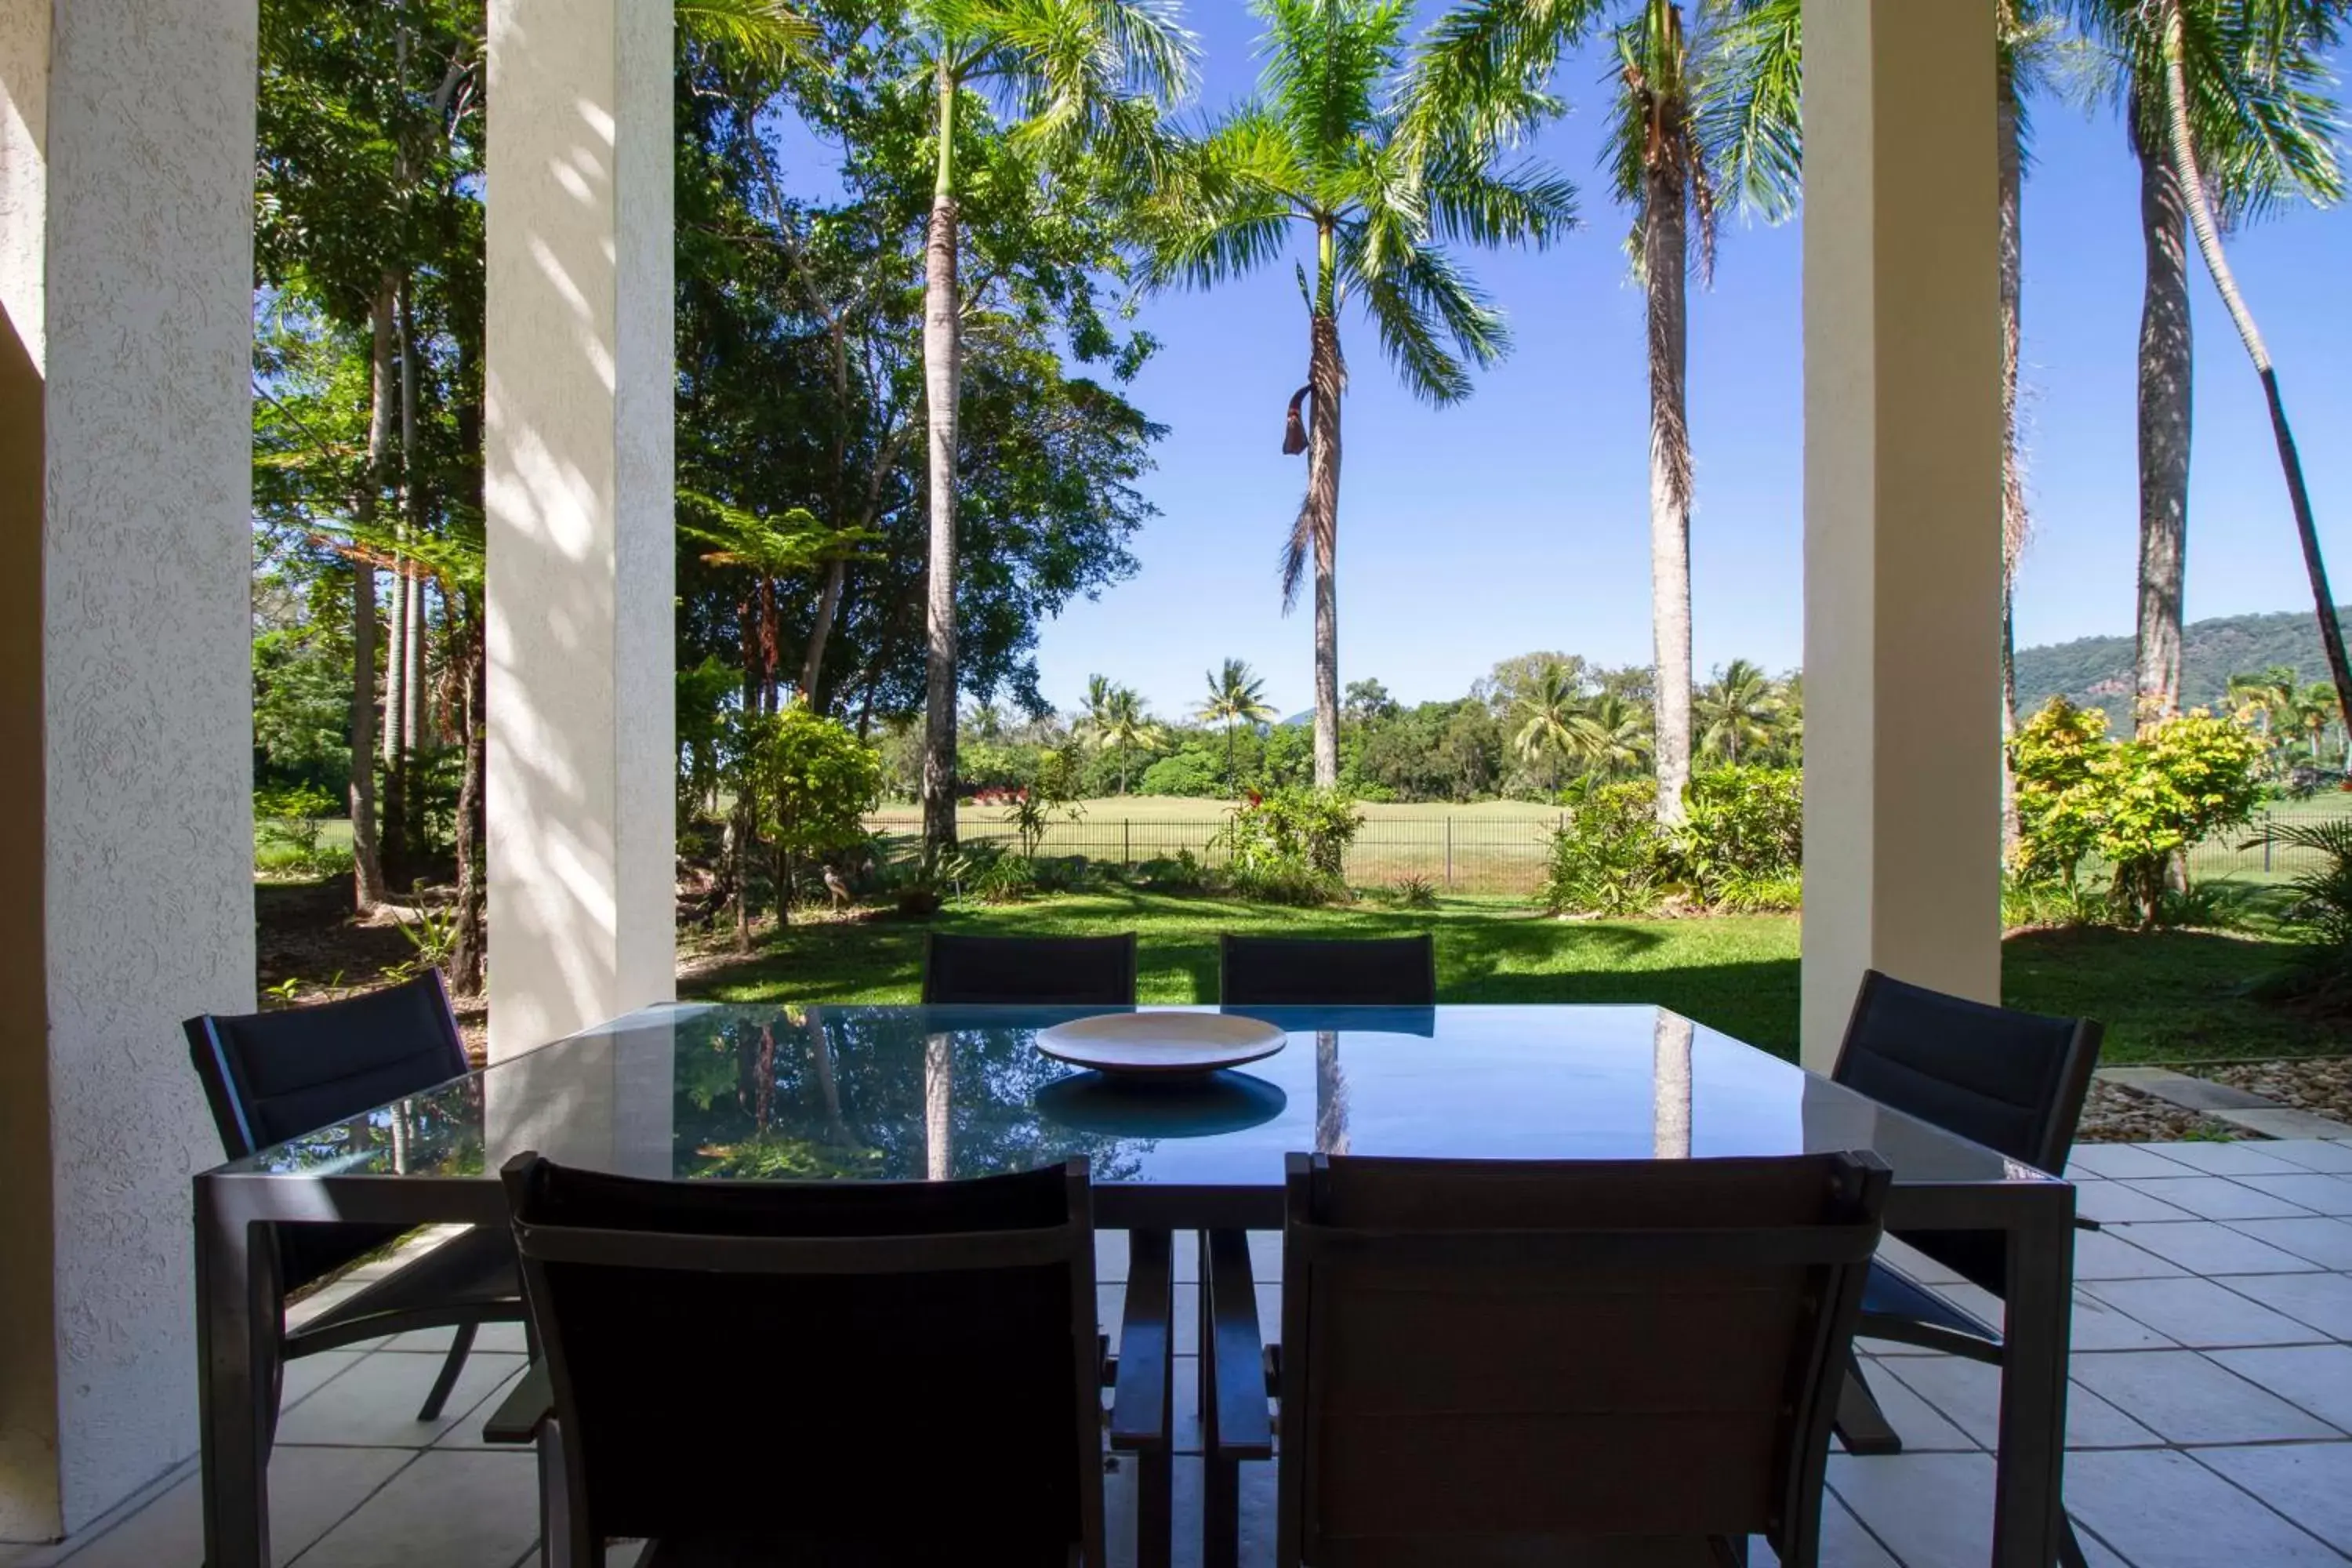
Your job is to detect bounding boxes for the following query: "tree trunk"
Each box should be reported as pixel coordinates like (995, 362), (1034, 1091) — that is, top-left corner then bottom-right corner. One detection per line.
(1308, 311), (1344, 789)
(921, 63), (963, 852)
(2158, 9), (2352, 739)
(2132, 111), (2191, 731)
(382, 283), (419, 887)
(448, 609), (487, 996)
(1998, 70), (2027, 857)
(348, 276), (396, 912)
(1645, 153), (1693, 829)
(800, 557), (846, 709)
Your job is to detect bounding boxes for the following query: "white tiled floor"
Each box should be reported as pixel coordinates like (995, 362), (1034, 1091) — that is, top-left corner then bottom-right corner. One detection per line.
(17, 1138), (2352, 1567)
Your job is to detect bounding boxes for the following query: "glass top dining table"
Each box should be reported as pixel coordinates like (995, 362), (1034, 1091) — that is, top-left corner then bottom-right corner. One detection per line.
(194, 1003), (2078, 1567)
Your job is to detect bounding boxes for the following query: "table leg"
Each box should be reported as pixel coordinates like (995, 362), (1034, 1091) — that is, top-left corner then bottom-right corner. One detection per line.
(1993, 1194), (2074, 1568)
(196, 1176), (276, 1568)
(1202, 1230), (1240, 1568)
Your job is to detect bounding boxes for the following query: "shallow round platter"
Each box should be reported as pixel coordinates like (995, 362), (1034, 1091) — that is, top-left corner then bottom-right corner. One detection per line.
(1036, 1072), (1287, 1138)
(1035, 1012), (1288, 1077)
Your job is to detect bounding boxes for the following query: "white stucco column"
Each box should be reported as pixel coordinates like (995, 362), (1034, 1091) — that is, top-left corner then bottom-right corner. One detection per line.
(484, 0), (677, 1059)
(0, 0), (257, 1540)
(1799, 0), (2004, 1070)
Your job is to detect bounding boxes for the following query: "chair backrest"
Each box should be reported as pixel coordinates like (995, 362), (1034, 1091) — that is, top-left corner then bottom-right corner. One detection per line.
(502, 1153), (1103, 1565)
(1277, 1151), (1889, 1568)
(1218, 934), (1436, 1007)
(1834, 969), (2101, 1178)
(184, 970), (470, 1159)
(921, 931), (1138, 1006)
(184, 974), (471, 1294)
(1830, 969), (2100, 1298)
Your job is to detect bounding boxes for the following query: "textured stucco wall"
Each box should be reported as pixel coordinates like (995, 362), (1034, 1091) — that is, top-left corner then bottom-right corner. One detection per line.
(0, 0), (259, 1539)
(484, 0), (675, 1061)
(1799, 0), (2002, 1070)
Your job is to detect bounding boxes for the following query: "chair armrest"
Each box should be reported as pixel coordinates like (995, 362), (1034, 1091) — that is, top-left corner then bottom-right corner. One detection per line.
(1204, 1229), (1272, 1461)
(1109, 1229), (1172, 1454)
(481, 1362), (552, 1446)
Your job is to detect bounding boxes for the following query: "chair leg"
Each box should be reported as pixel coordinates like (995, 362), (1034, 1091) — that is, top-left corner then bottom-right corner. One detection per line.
(2058, 1512), (2092, 1568)
(416, 1321), (479, 1421)
(1833, 1349), (1904, 1457)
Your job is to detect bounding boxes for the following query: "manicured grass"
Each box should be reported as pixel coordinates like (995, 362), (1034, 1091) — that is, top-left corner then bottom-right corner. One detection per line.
(679, 894), (2352, 1064)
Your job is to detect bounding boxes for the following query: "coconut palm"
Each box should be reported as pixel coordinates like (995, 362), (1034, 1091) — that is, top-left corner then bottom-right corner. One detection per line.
(2226, 664), (2299, 736)
(2064, 0), (2346, 728)
(907, 0), (1196, 851)
(1143, 0), (1577, 791)
(1694, 658), (1781, 765)
(1081, 678), (1167, 794)
(2288, 681), (2343, 767)
(1199, 659), (1279, 794)
(1511, 660), (1586, 793)
(1568, 690), (1654, 779)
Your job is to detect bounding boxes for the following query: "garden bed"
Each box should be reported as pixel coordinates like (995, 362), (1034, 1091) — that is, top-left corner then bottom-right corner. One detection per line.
(2074, 1077), (2247, 1143)
(2186, 1057), (2352, 1128)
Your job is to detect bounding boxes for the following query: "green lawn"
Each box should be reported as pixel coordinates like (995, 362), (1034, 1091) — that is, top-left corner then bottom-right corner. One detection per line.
(679, 894), (2352, 1064)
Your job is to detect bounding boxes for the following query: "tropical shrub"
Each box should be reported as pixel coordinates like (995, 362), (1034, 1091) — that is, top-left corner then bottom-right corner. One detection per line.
(2247, 815), (2352, 1008)
(760, 705), (885, 880)
(2011, 699), (2267, 926)
(1137, 748), (1227, 797)
(1137, 849), (1208, 893)
(1668, 767), (1802, 906)
(1542, 781), (1664, 916)
(256, 782), (337, 865)
(1385, 873), (1439, 909)
(972, 854), (1038, 904)
(1210, 788), (1363, 906)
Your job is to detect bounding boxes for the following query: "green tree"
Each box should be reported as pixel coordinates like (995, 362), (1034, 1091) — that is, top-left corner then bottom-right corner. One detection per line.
(902, 0), (1196, 853)
(1567, 689), (1653, 779)
(1199, 659), (1279, 794)
(2063, 0), (2347, 726)
(1693, 658), (1781, 764)
(1080, 678), (1167, 794)
(1143, 0), (1577, 789)
(1509, 660), (1586, 794)
(758, 702), (886, 927)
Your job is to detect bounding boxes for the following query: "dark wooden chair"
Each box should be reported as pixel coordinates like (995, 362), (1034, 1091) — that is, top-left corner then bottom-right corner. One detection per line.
(183, 971), (521, 1425)
(1205, 1150), (1890, 1568)
(921, 931), (1138, 1006)
(1217, 934), (1436, 1007)
(1831, 969), (2103, 1568)
(485, 1154), (1169, 1567)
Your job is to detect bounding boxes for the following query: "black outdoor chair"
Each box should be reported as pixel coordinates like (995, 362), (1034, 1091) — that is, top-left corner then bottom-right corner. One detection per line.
(1830, 969), (2103, 1568)
(183, 971), (523, 1426)
(921, 931), (1138, 1006)
(1204, 1150), (1890, 1568)
(485, 1154), (1167, 1567)
(1216, 933), (1436, 1007)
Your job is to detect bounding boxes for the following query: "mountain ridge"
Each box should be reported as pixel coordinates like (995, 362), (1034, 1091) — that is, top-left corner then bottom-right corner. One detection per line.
(2014, 606), (2349, 727)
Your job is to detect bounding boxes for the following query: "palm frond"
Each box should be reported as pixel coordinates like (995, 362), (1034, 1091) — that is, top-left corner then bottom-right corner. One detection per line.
(1136, 102), (1308, 290)
(1399, 0), (1603, 155)
(674, 0), (820, 72)
(1280, 490), (1316, 611)
(1421, 146), (1581, 247)
(1694, 0), (1802, 224)
(1338, 224), (1506, 403)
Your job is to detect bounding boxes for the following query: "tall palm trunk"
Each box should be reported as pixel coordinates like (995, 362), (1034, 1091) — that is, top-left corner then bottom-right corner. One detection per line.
(1645, 143), (1693, 829)
(1307, 310), (1344, 789)
(1998, 67), (2027, 856)
(921, 62), (963, 852)
(448, 608), (487, 996)
(2132, 106), (2192, 731)
(349, 275), (396, 912)
(2158, 12), (2352, 737)
(383, 281), (419, 884)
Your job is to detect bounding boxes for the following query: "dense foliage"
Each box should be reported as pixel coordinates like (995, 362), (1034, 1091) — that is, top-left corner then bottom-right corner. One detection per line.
(1541, 766), (1803, 916)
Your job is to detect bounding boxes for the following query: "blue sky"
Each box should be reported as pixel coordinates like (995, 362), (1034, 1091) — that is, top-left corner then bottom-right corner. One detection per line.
(1006, 5), (2352, 722)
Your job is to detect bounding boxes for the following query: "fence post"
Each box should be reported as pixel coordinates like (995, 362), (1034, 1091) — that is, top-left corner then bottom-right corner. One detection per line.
(1123, 819), (1131, 867)
(2265, 811), (2274, 874)
(1445, 817), (1454, 889)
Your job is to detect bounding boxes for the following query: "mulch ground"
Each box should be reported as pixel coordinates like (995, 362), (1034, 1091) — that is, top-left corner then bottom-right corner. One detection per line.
(256, 877), (488, 1059)
(2190, 1057), (2352, 1128)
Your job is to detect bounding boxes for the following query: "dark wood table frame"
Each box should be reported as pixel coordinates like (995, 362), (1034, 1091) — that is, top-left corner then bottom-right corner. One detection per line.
(196, 1162), (2071, 1568)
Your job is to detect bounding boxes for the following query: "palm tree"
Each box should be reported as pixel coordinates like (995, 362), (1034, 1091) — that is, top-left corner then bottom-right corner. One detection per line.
(1080, 677), (1166, 793)
(2226, 664), (2298, 737)
(2065, 0), (2345, 728)
(1568, 690), (1653, 779)
(1199, 659), (1279, 794)
(1143, 0), (1577, 790)
(907, 0), (1196, 852)
(1511, 660), (1585, 794)
(2288, 681), (2341, 766)
(1693, 658), (1781, 765)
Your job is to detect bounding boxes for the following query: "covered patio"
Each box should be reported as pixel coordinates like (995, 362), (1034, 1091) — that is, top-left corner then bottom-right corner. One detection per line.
(5, 0), (2115, 1563)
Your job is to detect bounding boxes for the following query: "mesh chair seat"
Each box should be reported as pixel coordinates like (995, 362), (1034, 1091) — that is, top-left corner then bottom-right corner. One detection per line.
(922, 931), (1138, 1006)
(1218, 934), (1436, 1007)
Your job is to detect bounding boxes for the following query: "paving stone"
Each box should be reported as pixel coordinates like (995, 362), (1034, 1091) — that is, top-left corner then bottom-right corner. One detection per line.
(1838, 1361), (1980, 1453)
(2109, 1220), (2323, 1276)
(2080, 1276), (2328, 1348)
(289, 1449), (537, 1568)
(2075, 1181), (2198, 1225)
(2238, 1173), (2352, 1215)
(2227, 1217), (2352, 1270)
(2063, 1446), (2344, 1567)
(281, 1351), (365, 1411)
(2220, 1270), (2352, 1339)
(1828, 1451), (1995, 1568)
(2069, 1229), (2189, 1280)
(2103, 1070), (2275, 1112)
(273, 1352), (526, 1449)
(1876, 1356), (2158, 1450)
(2068, 1349), (2339, 1443)
(2191, 1443), (2352, 1555)
(2144, 1141), (2306, 1178)
(2260, 1141), (2352, 1175)
(53, 1446), (410, 1568)
(379, 1323), (529, 1356)
(2218, 1108), (2352, 1141)
(2066, 1145), (2197, 1180)
(2070, 1288), (2177, 1352)
(2208, 1344), (2352, 1432)
(2114, 1176), (2314, 1221)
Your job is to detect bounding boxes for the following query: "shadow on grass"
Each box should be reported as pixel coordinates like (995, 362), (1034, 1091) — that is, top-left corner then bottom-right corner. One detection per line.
(2002, 924), (2352, 1062)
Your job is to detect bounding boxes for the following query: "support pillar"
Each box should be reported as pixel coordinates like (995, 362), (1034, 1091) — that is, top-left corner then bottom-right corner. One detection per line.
(485, 0), (677, 1059)
(1800, 0), (2003, 1070)
(0, 0), (257, 1537)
